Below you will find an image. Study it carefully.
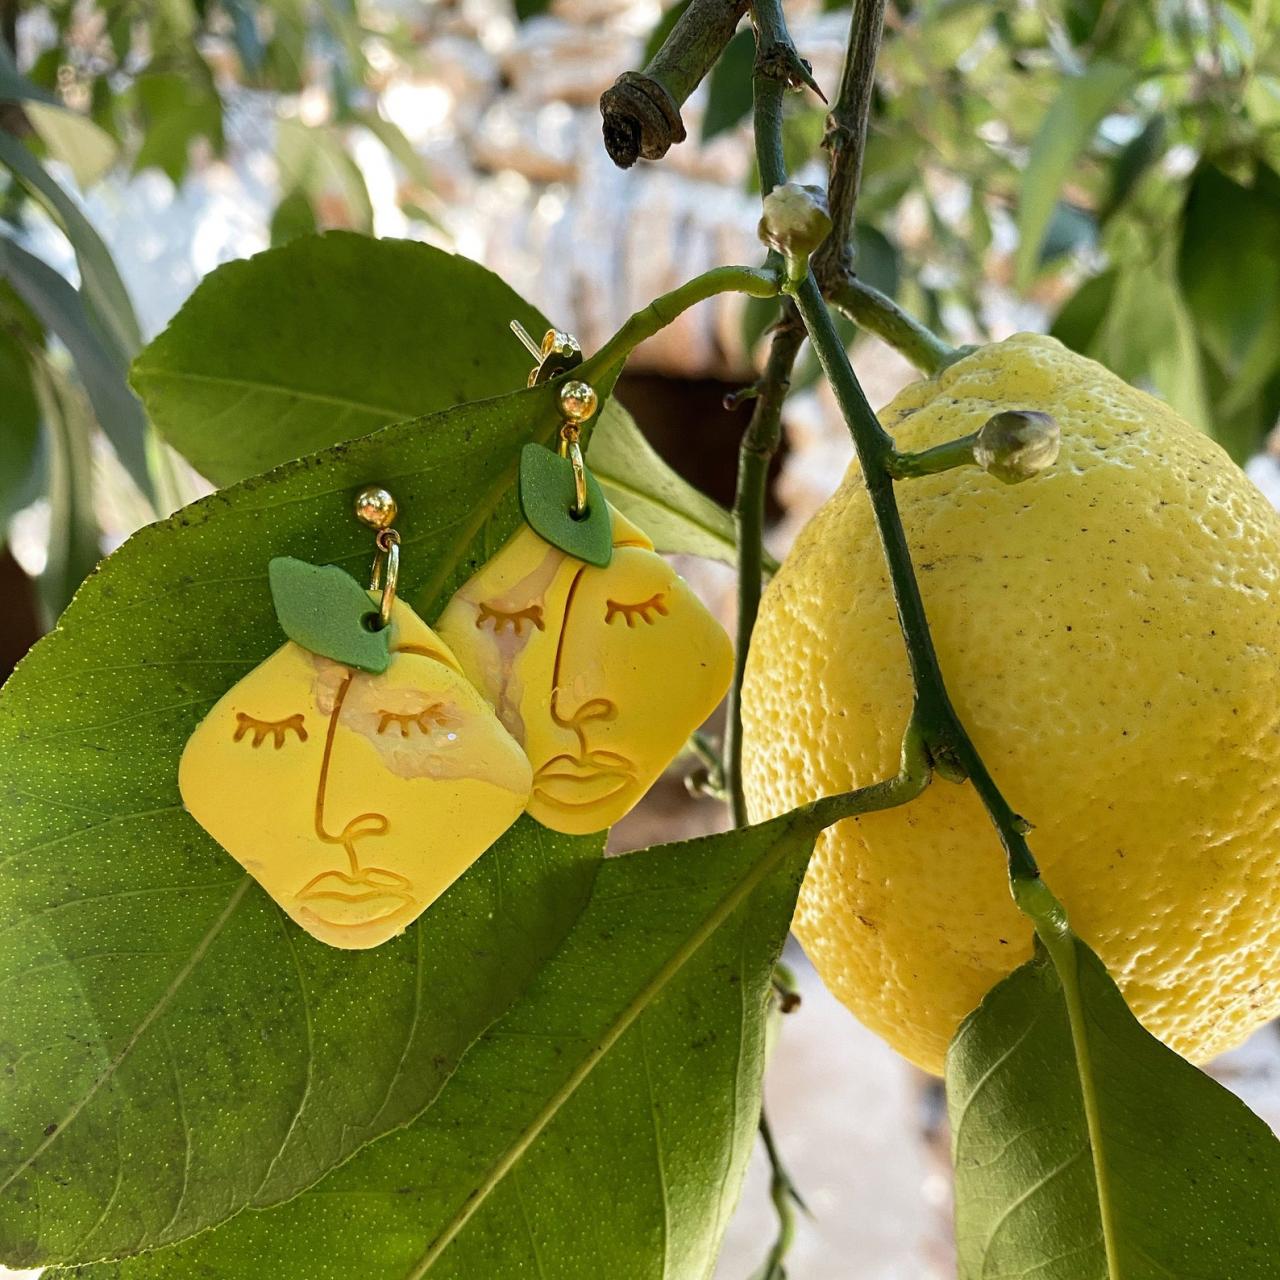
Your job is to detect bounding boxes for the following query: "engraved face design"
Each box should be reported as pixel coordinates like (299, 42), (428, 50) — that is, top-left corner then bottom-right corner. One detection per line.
(436, 509), (734, 835)
(179, 600), (532, 949)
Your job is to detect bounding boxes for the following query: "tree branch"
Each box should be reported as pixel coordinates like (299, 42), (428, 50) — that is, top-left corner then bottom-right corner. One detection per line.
(722, 12), (808, 827)
(599, 0), (750, 168)
(579, 263), (780, 384)
(812, 0), (887, 290)
(747, 0), (1041, 888)
(829, 276), (959, 374)
(724, 308), (804, 826)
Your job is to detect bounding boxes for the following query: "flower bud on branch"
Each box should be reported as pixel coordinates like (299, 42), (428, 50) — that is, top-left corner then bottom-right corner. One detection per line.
(974, 411), (1061, 484)
(758, 183), (833, 291)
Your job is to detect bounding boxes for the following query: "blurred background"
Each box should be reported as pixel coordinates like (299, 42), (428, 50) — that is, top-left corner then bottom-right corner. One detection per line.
(1, 0), (1279, 1276)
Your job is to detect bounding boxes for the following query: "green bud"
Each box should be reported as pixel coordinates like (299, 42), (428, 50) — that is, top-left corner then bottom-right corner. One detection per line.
(973, 410), (1060, 484)
(757, 183), (833, 287)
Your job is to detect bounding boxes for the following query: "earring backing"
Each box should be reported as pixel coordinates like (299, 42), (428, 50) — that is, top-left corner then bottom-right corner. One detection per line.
(355, 485), (400, 629)
(510, 320), (583, 386)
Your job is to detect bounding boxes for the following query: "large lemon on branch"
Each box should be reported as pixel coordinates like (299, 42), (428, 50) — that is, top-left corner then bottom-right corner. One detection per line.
(741, 334), (1280, 1074)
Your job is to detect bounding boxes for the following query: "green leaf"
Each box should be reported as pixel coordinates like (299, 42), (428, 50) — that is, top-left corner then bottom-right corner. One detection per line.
(513, 0), (553, 20)
(133, 69), (225, 186)
(518, 442), (612, 567)
(0, 40), (58, 105)
(0, 324), (42, 526)
(1037, 201), (1097, 267)
(268, 185), (318, 247)
(0, 132), (141, 358)
(1093, 252), (1210, 433)
(132, 233), (741, 564)
(0, 377), (608, 1267)
(130, 233), (547, 485)
(0, 236), (152, 499)
(586, 405), (744, 567)
(1177, 163), (1280, 413)
(642, 0), (691, 65)
(1014, 61), (1133, 288)
(702, 28), (755, 143)
(948, 926), (1280, 1280)
(1100, 114), (1167, 222)
(276, 119), (373, 235)
(1050, 268), (1117, 355)
(58, 810), (817, 1280)
(24, 102), (119, 190)
(30, 360), (100, 621)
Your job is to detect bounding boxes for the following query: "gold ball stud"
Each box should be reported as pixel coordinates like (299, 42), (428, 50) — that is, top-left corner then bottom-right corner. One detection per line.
(559, 380), (598, 424)
(354, 485), (398, 529)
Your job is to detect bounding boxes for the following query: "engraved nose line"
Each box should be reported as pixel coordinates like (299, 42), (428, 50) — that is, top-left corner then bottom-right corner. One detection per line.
(313, 673), (389, 868)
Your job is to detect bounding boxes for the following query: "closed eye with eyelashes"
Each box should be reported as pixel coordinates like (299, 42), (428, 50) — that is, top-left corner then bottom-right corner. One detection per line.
(234, 712), (308, 748)
(477, 602), (546, 635)
(604, 592), (669, 627)
(376, 706), (449, 737)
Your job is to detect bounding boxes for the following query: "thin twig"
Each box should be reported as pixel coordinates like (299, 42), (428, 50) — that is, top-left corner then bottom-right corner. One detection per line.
(755, 1107), (804, 1277)
(722, 8), (809, 827)
(813, 0), (888, 290)
(579, 264), (781, 385)
(725, 310), (803, 826)
(829, 276), (959, 374)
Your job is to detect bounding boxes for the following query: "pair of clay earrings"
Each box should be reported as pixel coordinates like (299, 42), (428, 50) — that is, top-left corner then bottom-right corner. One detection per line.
(179, 327), (734, 950)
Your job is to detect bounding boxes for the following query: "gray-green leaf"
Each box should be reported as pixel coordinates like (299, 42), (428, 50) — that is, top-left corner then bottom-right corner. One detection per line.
(0, 380), (607, 1268)
(0, 236), (152, 498)
(948, 928), (1280, 1279)
(0, 132), (141, 359)
(1014, 62), (1133, 289)
(58, 810), (817, 1280)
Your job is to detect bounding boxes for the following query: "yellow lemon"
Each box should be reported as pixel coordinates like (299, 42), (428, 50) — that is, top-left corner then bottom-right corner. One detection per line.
(741, 333), (1280, 1074)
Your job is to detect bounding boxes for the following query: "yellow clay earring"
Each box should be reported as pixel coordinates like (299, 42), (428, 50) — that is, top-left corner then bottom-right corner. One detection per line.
(435, 326), (734, 836)
(178, 487), (533, 950)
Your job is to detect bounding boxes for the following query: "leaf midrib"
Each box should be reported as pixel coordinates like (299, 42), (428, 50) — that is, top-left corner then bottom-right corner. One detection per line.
(403, 813), (808, 1278)
(135, 367), (415, 424)
(0, 877), (253, 1203)
(1044, 933), (1122, 1280)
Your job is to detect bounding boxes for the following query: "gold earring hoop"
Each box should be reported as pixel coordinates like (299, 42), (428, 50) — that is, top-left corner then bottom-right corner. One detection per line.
(355, 485), (400, 629)
(558, 380), (598, 519)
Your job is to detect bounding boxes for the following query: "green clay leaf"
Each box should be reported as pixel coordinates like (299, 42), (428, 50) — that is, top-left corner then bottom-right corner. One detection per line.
(948, 927), (1280, 1279)
(267, 557), (389, 672)
(518, 443), (612, 568)
(55, 811), (817, 1280)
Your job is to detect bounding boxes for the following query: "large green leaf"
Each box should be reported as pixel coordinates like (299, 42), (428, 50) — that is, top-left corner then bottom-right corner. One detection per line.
(131, 233), (739, 562)
(129, 234), (546, 484)
(948, 921), (1280, 1279)
(60, 810), (817, 1280)
(0, 378), (608, 1268)
(1014, 62), (1133, 288)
